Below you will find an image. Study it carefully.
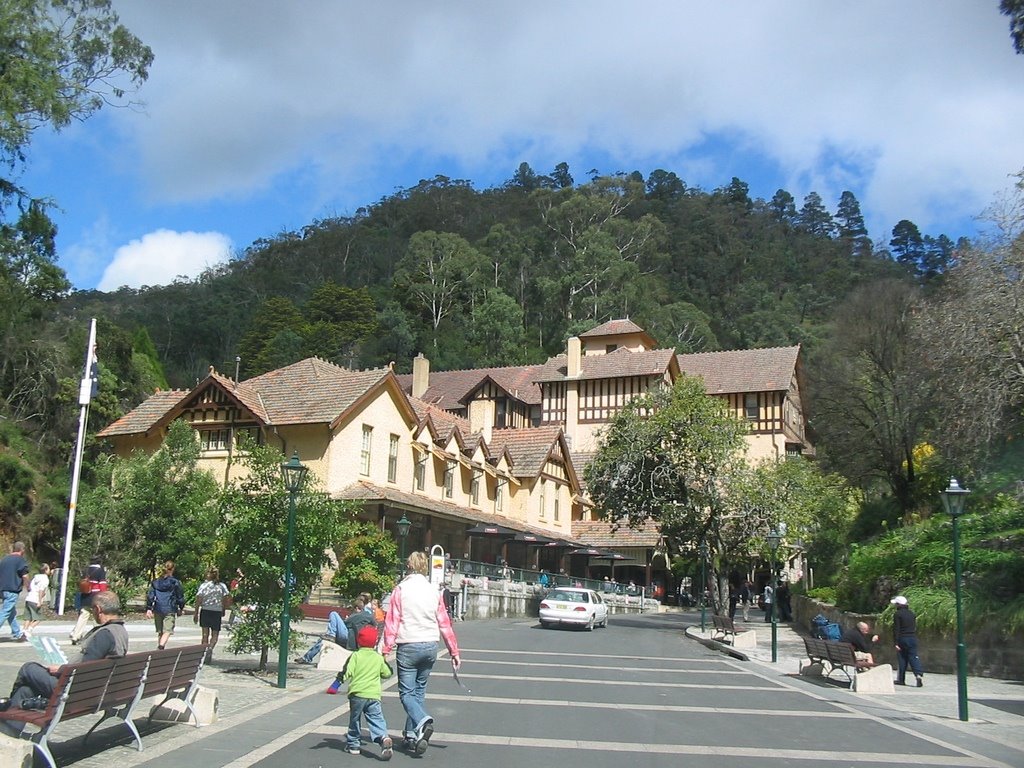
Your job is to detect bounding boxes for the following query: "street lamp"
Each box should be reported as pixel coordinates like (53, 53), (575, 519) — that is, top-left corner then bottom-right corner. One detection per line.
(698, 539), (708, 633)
(940, 477), (971, 722)
(396, 513), (412, 574)
(766, 527), (783, 664)
(278, 451), (308, 689)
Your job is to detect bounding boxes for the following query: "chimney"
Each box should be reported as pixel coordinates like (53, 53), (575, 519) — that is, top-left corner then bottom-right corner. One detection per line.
(567, 337), (581, 378)
(412, 353), (430, 398)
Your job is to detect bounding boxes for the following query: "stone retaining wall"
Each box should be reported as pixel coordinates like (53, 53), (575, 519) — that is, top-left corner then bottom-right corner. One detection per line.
(794, 596), (1024, 680)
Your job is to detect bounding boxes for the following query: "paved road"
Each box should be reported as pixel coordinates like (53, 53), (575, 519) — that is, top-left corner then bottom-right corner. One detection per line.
(2, 613), (1022, 767)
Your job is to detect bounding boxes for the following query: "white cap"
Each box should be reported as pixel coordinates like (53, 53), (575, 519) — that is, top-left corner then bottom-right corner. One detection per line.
(890, 595), (908, 606)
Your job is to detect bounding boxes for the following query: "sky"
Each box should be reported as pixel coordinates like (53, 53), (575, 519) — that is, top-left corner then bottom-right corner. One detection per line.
(18, 1), (1024, 292)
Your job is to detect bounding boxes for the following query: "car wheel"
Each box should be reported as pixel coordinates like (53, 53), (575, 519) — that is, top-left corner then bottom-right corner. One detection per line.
(539, 621), (550, 629)
(586, 615), (595, 631)
(600, 614), (609, 628)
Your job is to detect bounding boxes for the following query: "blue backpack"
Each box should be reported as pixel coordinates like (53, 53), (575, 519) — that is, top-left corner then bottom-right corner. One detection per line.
(811, 614), (840, 640)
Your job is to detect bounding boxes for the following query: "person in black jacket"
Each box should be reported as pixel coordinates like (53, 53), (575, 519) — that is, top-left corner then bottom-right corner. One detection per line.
(891, 595), (924, 686)
(840, 621), (879, 664)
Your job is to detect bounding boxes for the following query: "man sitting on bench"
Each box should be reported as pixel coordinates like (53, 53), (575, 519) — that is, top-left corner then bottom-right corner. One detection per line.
(840, 621), (879, 665)
(0, 591), (128, 724)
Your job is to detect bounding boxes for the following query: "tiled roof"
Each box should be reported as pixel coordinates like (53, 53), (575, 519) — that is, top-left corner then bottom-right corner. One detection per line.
(242, 358), (392, 425)
(486, 426), (565, 477)
(97, 390), (187, 437)
(396, 364), (544, 410)
(533, 347), (677, 383)
(579, 318), (647, 338)
(99, 358), (398, 437)
(572, 518), (662, 548)
(410, 399), (472, 444)
(569, 452), (597, 491)
(677, 346), (800, 394)
(338, 480), (583, 543)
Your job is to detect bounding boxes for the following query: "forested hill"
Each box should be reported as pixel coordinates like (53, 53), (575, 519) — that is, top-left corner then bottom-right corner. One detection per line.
(3, 166), (968, 556)
(68, 169), (950, 389)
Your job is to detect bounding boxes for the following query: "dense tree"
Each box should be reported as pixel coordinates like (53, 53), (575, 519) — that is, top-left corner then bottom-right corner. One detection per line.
(302, 282), (377, 366)
(219, 440), (356, 669)
(797, 192), (835, 238)
(835, 190), (871, 259)
(889, 219), (925, 275)
(75, 420), (220, 582)
(808, 280), (933, 512)
(1001, 0), (1024, 54)
(0, 0), (152, 213)
(769, 189), (797, 225)
(237, 297), (304, 377)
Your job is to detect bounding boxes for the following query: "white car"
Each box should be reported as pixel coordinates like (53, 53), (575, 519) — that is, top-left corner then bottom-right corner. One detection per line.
(538, 587), (609, 630)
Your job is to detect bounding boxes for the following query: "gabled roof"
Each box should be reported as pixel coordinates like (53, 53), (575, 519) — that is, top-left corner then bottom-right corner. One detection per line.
(99, 358), (415, 438)
(396, 364), (545, 410)
(97, 389), (187, 438)
(533, 347), (678, 383)
(579, 318), (656, 346)
(410, 399), (472, 445)
(677, 346), (800, 395)
(486, 426), (570, 480)
(572, 517), (662, 548)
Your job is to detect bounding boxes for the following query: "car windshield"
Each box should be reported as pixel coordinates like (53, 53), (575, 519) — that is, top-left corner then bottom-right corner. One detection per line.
(549, 590), (588, 603)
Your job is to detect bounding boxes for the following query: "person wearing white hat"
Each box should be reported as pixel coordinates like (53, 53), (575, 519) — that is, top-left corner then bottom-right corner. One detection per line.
(891, 595), (924, 686)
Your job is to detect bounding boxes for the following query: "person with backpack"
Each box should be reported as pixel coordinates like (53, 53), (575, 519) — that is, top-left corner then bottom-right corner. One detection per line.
(70, 557), (108, 645)
(145, 561), (184, 649)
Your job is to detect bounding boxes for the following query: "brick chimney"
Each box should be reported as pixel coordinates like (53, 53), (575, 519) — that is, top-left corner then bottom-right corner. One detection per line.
(412, 353), (430, 398)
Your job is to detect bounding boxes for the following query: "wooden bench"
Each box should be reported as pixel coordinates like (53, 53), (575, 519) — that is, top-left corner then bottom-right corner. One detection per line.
(710, 614), (738, 644)
(822, 640), (874, 683)
(2, 644), (208, 768)
(802, 636), (833, 670)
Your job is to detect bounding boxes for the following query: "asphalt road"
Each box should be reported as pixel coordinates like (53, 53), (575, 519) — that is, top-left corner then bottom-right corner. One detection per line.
(113, 612), (1022, 768)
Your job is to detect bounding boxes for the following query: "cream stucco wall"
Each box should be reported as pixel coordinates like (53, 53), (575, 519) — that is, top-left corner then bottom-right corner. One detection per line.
(327, 387), (415, 494)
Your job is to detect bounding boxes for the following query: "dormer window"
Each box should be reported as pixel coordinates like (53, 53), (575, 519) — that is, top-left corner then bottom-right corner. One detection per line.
(471, 469), (481, 505)
(444, 459), (455, 498)
(414, 453), (426, 491)
(606, 344), (617, 353)
(744, 393), (759, 420)
(496, 479), (506, 512)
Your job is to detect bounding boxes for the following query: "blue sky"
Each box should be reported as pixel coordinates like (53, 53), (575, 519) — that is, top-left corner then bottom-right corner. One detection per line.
(18, 1), (1024, 291)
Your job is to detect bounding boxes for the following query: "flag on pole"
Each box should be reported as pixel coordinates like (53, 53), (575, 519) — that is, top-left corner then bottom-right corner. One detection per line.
(77, 321), (98, 405)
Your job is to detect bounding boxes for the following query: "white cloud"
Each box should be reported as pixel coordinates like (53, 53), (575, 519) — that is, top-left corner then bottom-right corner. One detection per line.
(108, 1), (1024, 237)
(97, 230), (232, 291)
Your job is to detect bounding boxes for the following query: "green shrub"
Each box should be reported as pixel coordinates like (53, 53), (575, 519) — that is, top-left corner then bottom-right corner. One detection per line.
(806, 586), (837, 604)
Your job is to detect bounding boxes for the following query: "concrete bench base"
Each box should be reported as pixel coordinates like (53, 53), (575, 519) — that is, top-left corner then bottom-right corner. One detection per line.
(731, 630), (757, 649)
(852, 664), (895, 694)
(0, 732), (32, 768)
(799, 661), (825, 677)
(149, 685), (219, 725)
(317, 642), (352, 672)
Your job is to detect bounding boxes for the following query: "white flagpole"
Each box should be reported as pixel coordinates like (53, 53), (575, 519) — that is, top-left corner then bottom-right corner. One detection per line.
(58, 318), (98, 616)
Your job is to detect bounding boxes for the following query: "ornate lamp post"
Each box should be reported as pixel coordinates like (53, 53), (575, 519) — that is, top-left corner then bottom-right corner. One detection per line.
(396, 513), (412, 575)
(278, 451), (308, 689)
(940, 477), (971, 722)
(698, 539), (708, 633)
(766, 527), (783, 664)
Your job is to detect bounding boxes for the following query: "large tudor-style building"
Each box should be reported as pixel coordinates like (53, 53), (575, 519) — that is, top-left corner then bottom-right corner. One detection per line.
(98, 319), (812, 592)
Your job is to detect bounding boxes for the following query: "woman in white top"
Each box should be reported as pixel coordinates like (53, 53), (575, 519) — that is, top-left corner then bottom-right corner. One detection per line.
(23, 564), (49, 637)
(382, 551), (460, 755)
(195, 567), (230, 659)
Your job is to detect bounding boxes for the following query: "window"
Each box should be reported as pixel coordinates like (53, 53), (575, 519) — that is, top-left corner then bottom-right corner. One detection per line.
(444, 460), (455, 498)
(199, 429), (230, 451)
(360, 425), (372, 475)
(471, 470), (481, 505)
(744, 393), (759, 420)
(606, 344), (617, 353)
(553, 494), (560, 522)
(414, 454), (426, 491)
(496, 479), (505, 512)
(495, 398), (507, 429)
(539, 479), (546, 518)
(388, 434), (399, 483)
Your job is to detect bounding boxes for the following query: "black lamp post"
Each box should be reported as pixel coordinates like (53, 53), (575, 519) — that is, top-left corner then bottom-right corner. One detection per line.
(940, 477), (971, 722)
(698, 539), (708, 633)
(766, 526), (783, 664)
(396, 513), (412, 575)
(278, 451), (308, 689)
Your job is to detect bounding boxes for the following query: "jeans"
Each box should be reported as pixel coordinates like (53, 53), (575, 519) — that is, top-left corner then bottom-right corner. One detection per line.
(0, 591), (22, 639)
(396, 641), (437, 739)
(347, 696), (388, 749)
(896, 635), (924, 682)
(300, 611), (348, 663)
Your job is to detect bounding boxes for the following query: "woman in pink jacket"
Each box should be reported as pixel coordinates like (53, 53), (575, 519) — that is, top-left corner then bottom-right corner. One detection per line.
(382, 551), (460, 755)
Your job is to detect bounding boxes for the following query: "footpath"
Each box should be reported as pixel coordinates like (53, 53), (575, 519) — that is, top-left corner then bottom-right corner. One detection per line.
(684, 611), (1024, 755)
(0, 611), (1020, 766)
